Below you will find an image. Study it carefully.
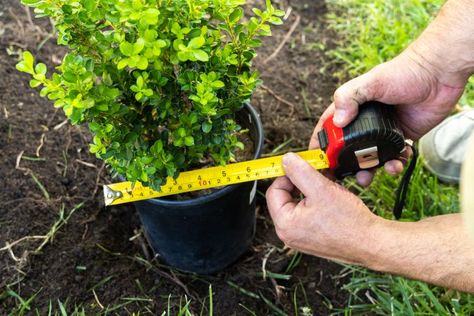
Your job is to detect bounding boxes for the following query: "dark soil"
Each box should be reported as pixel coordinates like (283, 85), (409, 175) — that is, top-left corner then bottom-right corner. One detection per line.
(0, 0), (348, 314)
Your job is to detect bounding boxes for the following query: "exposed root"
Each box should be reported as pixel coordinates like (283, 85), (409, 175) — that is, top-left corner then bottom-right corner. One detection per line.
(35, 132), (47, 157)
(15, 151), (30, 175)
(53, 119), (68, 131)
(75, 159), (98, 169)
(260, 84), (296, 116)
(91, 162), (106, 198)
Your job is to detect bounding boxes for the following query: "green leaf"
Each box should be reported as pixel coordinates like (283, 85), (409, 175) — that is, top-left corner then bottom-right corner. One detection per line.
(211, 80), (225, 89)
(23, 51), (34, 68)
(95, 103), (108, 111)
(62, 71), (76, 82)
(151, 140), (163, 154)
(136, 76), (144, 88)
(269, 16), (283, 25)
(274, 9), (286, 17)
(171, 22), (181, 35)
(252, 8), (263, 17)
(177, 51), (191, 62)
(140, 171), (149, 182)
(188, 37), (205, 49)
(156, 39), (167, 48)
(173, 138), (183, 147)
(131, 0), (144, 10)
(117, 59), (128, 69)
(134, 38), (145, 54)
(16, 51), (34, 74)
(193, 50), (209, 62)
(143, 8), (160, 25)
(184, 136), (194, 146)
(229, 8), (243, 23)
(29, 79), (41, 88)
(144, 29), (157, 42)
(248, 39), (262, 47)
(16, 61), (28, 73)
(119, 41), (134, 57)
(202, 121), (212, 133)
(35, 63), (47, 75)
(177, 127), (186, 138)
(136, 56), (148, 70)
(83, 0), (95, 11)
(248, 17), (259, 33)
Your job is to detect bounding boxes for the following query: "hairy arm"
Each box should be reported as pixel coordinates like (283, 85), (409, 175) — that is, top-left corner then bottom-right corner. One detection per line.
(408, 0), (474, 86)
(267, 154), (474, 293)
(267, 0), (474, 293)
(369, 214), (474, 292)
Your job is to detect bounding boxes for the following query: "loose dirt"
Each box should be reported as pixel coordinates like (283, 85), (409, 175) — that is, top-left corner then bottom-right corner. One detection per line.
(0, 0), (348, 314)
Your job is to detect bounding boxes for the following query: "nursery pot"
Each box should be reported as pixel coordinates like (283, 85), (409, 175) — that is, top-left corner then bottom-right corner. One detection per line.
(134, 103), (264, 274)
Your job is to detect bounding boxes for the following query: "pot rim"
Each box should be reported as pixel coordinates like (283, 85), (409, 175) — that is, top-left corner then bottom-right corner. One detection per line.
(141, 102), (264, 207)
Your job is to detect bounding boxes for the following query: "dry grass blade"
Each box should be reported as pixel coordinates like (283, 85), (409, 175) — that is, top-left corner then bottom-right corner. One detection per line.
(263, 14), (301, 64)
(260, 84), (296, 115)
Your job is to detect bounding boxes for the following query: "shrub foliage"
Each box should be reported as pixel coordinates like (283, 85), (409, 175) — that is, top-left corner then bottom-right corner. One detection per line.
(17, 0), (284, 189)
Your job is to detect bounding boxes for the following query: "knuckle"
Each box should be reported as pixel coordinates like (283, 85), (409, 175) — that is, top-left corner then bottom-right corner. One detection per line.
(265, 187), (272, 200)
(333, 87), (346, 105)
(275, 226), (291, 244)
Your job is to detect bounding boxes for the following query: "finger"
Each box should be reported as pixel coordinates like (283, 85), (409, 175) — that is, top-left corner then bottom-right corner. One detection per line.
(401, 145), (413, 162)
(384, 160), (404, 175)
(355, 170), (375, 187)
(281, 152), (332, 201)
(266, 176), (297, 222)
(383, 145), (413, 175)
(333, 70), (382, 128)
(309, 103), (335, 149)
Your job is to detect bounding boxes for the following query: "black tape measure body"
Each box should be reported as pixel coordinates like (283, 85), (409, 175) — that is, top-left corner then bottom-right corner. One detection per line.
(318, 101), (406, 178)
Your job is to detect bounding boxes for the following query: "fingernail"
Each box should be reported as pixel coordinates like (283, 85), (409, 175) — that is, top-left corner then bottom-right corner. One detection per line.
(282, 153), (298, 167)
(333, 110), (346, 126)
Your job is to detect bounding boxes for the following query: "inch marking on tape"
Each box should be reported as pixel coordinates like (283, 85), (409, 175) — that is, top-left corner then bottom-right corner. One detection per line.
(104, 149), (329, 206)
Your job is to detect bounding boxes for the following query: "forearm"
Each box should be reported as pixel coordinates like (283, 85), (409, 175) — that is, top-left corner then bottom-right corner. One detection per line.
(366, 213), (474, 292)
(408, 0), (474, 85)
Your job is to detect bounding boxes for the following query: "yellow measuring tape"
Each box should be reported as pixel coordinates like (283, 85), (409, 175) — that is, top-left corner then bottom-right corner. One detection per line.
(104, 149), (329, 206)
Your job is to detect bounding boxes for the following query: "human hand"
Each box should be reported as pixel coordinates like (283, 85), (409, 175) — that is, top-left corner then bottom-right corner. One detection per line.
(266, 152), (382, 265)
(310, 48), (468, 186)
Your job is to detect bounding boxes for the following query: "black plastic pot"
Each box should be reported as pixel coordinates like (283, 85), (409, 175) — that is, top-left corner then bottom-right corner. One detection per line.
(134, 103), (264, 274)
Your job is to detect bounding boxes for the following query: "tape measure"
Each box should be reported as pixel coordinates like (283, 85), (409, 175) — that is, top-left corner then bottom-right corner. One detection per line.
(104, 101), (407, 206)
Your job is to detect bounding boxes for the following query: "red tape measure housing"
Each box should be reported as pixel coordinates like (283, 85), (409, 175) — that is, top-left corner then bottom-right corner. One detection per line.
(318, 115), (344, 170)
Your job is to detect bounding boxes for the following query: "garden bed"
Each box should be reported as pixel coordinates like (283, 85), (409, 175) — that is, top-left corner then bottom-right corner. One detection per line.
(0, 0), (348, 314)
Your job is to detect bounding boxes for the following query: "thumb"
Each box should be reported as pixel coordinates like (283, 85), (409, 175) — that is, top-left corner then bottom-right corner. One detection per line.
(332, 69), (383, 127)
(281, 152), (332, 201)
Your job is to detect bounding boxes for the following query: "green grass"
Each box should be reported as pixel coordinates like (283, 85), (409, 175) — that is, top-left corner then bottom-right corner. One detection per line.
(340, 164), (474, 314)
(2, 290), (212, 315)
(326, 0), (474, 106)
(325, 0), (474, 314)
